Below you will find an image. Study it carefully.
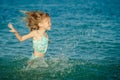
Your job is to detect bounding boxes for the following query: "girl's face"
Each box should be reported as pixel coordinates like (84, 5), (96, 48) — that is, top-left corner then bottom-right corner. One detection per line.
(38, 17), (51, 30)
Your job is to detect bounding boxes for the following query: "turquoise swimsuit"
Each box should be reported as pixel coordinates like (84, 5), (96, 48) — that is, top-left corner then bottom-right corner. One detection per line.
(33, 33), (48, 54)
(26, 32), (49, 69)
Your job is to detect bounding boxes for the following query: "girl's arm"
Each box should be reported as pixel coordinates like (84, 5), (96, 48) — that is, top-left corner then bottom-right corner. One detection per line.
(8, 23), (34, 42)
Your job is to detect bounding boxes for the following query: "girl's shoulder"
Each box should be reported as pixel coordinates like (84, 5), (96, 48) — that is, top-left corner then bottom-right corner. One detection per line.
(30, 30), (37, 35)
(32, 30), (42, 40)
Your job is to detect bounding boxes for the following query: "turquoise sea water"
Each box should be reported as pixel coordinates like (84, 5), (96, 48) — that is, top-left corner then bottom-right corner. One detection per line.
(0, 0), (120, 80)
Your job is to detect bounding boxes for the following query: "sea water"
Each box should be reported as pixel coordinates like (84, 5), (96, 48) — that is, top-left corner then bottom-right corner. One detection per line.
(0, 0), (120, 80)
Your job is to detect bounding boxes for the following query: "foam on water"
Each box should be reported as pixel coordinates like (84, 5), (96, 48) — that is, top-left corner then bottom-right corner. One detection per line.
(8, 54), (75, 80)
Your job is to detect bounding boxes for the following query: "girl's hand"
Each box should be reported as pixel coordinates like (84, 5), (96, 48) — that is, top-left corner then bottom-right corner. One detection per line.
(8, 23), (18, 33)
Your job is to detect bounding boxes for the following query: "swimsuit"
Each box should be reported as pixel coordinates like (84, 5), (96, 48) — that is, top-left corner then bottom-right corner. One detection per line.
(33, 31), (48, 54)
(26, 32), (49, 69)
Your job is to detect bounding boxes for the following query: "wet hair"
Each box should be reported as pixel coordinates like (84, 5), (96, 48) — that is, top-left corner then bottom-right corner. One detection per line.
(24, 11), (50, 31)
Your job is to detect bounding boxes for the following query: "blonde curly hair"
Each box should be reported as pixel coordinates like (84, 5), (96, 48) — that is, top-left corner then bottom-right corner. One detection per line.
(24, 11), (50, 31)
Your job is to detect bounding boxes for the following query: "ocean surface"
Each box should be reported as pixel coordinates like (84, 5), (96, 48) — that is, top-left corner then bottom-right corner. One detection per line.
(0, 0), (120, 80)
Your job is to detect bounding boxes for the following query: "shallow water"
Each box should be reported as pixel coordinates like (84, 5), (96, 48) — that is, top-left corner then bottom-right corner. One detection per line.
(0, 0), (120, 80)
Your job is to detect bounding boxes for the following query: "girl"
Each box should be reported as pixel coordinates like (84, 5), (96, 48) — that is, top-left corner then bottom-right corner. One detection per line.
(8, 11), (51, 59)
